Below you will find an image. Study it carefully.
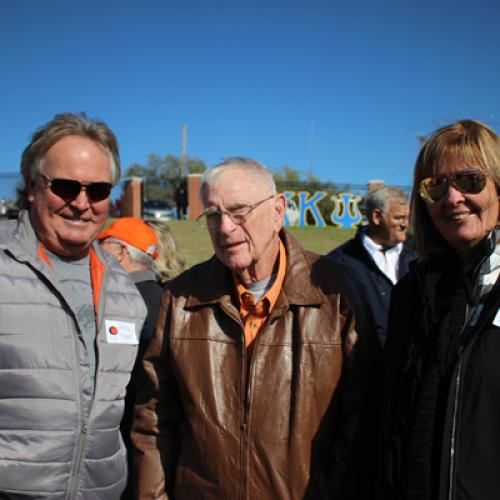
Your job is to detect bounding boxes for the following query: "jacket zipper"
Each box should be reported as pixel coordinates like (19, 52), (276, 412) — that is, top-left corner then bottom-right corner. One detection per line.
(447, 357), (463, 500)
(446, 300), (483, 500)
(238, 307), (284, 500)
(68, 418), (89, 500)
(240, 329), (249, 500)
(240, 323), (263, 500)
(68, 316), (93, 500)
(68, 269), (106, 500)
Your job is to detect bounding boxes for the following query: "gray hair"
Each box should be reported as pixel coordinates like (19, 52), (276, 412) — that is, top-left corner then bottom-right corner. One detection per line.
(106, 237), (154, 268)
(365, 187), (408, 217)
(19, 112), (120, 208)
(200, 156), (276, 204)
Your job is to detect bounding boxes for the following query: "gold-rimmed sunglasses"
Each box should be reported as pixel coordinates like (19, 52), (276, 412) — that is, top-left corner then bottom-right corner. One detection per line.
(419, 169), (488, 204)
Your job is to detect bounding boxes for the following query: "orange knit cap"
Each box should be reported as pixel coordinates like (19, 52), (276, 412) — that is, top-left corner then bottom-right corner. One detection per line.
(98, 217), (159, 260)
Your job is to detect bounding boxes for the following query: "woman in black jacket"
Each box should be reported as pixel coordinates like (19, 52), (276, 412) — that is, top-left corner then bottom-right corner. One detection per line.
(379, 119), (500, 500)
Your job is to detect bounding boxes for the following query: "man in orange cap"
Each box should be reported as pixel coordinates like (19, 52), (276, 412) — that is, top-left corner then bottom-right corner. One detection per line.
(98, 217), (163, 500)
(99, 217), (162, 347)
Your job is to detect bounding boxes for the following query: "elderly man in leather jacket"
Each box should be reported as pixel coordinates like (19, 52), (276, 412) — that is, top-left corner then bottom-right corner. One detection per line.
(133, 157), (377, 499)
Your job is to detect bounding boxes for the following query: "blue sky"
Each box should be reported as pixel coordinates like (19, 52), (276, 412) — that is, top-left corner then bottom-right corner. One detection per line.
(1, 0), (499, 188)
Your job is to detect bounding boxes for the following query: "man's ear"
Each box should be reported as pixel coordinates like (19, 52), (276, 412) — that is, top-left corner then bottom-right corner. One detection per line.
(371, 208), (383, 226)
(274, 194), (286, 230)
(116, 244), (129, 264)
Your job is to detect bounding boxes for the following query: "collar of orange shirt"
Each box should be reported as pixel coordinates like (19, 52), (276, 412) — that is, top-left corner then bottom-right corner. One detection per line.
(234, 238), (287, 323)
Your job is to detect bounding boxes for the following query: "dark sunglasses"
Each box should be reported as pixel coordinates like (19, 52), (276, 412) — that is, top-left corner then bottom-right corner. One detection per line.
(40, 174), (112, 202)
(419, 169), (488, 204)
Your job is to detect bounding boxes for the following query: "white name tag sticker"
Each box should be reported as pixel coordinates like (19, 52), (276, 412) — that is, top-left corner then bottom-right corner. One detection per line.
(105, 319), (138, 345)
(492, 309), (500, 327)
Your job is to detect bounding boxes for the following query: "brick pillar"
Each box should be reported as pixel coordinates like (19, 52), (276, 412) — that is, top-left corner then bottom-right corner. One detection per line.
(188, 174), (203, 221)
(367, 179), (385, 192)
(120, 177), (143, 218)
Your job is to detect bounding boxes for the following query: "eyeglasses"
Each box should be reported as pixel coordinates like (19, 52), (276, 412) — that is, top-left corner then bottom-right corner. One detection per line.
(100, 239), (124, 249)
(40, 174), (112, 202)
(198, 194), (275, 228)
(419, 169), (488, 204)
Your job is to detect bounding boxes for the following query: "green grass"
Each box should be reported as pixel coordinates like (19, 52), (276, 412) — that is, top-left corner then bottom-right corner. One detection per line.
(165, 220), (356, 268)
(166, 220), (213, 267)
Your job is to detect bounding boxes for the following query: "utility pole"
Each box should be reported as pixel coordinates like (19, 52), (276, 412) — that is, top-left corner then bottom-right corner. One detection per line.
(308, 120), (315, 173)
(417, 134), (427, 147)
(181, 124), (188, 177)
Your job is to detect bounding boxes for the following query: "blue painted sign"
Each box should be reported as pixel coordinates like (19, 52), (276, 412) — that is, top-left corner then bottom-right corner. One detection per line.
(330, 193), (363, 228)
(283, 191), (363, 229)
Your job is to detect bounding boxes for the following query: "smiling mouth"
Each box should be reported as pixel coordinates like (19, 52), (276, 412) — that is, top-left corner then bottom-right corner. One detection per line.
(60, 213), (92, 223)
(449, 212), (471, 222)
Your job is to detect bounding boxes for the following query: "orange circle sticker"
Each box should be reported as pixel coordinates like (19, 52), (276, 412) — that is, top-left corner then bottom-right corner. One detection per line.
(109, 326), (119, 335)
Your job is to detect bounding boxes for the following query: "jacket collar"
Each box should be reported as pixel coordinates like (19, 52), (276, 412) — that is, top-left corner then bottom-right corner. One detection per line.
(185, 229), (324, 309)
(8, 210), (44, 263)
(10, 211), (117, 319)
(356, 226), (415, 255)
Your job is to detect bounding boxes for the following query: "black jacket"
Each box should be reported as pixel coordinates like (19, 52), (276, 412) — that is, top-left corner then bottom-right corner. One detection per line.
(328, 229), (415, 347)
(121, 269), (163, 500)
(379, 252), (500, 500)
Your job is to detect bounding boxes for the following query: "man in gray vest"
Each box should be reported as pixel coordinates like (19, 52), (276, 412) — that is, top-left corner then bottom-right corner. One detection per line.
(0, 113), (147, 498)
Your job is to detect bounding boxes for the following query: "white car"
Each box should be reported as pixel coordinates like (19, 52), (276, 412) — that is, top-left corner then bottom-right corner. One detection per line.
(142, 200), (174, 220)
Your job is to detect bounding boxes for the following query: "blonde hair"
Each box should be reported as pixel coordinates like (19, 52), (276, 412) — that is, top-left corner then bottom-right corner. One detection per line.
(411, 119), (500, 256)
(146, 221), (185, 284)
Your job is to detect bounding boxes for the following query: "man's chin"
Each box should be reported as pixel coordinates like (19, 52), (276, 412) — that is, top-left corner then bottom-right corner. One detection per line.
(58, 222), (103, 246)
(219, 254), (251, 274)
(50, 237), (93, 259)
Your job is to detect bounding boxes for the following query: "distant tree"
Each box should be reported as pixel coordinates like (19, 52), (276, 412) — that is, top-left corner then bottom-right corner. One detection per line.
(273, 166), (338, 225)
(273, 165), (302, 184)
(125, 163), (151, 179)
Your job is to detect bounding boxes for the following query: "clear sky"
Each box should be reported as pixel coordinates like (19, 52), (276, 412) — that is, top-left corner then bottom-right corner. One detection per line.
(1, 0), (499, 187)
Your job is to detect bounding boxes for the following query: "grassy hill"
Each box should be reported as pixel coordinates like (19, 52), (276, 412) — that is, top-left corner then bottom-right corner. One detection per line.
(166, 220), (356, 268)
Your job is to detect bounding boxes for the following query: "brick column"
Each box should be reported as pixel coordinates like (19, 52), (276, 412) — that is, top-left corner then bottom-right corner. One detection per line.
(188, 174), (203, 221)
(120, 177), (143, 218)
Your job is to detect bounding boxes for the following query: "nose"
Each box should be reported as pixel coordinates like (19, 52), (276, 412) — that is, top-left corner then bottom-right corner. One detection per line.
(443, 183), (466, 205)
(218, 212), (238, 234)
(69, 188), (91, 210)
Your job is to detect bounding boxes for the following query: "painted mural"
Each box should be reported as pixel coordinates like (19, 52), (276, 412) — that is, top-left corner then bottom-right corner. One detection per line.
(283, 191), (363, 229)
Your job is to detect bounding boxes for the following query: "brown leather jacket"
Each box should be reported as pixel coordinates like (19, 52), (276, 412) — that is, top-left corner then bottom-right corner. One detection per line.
(133, 231), (377, 499)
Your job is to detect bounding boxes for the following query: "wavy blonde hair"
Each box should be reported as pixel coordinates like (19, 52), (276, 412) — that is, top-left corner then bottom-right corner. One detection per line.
(146, 221), (185, 284)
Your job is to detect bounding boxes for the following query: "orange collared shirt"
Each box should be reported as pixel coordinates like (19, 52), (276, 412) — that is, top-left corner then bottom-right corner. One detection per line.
(234, 239), (286, 351)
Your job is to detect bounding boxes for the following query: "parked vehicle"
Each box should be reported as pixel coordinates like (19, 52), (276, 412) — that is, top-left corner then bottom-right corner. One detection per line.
(142, 199), (174, 221)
